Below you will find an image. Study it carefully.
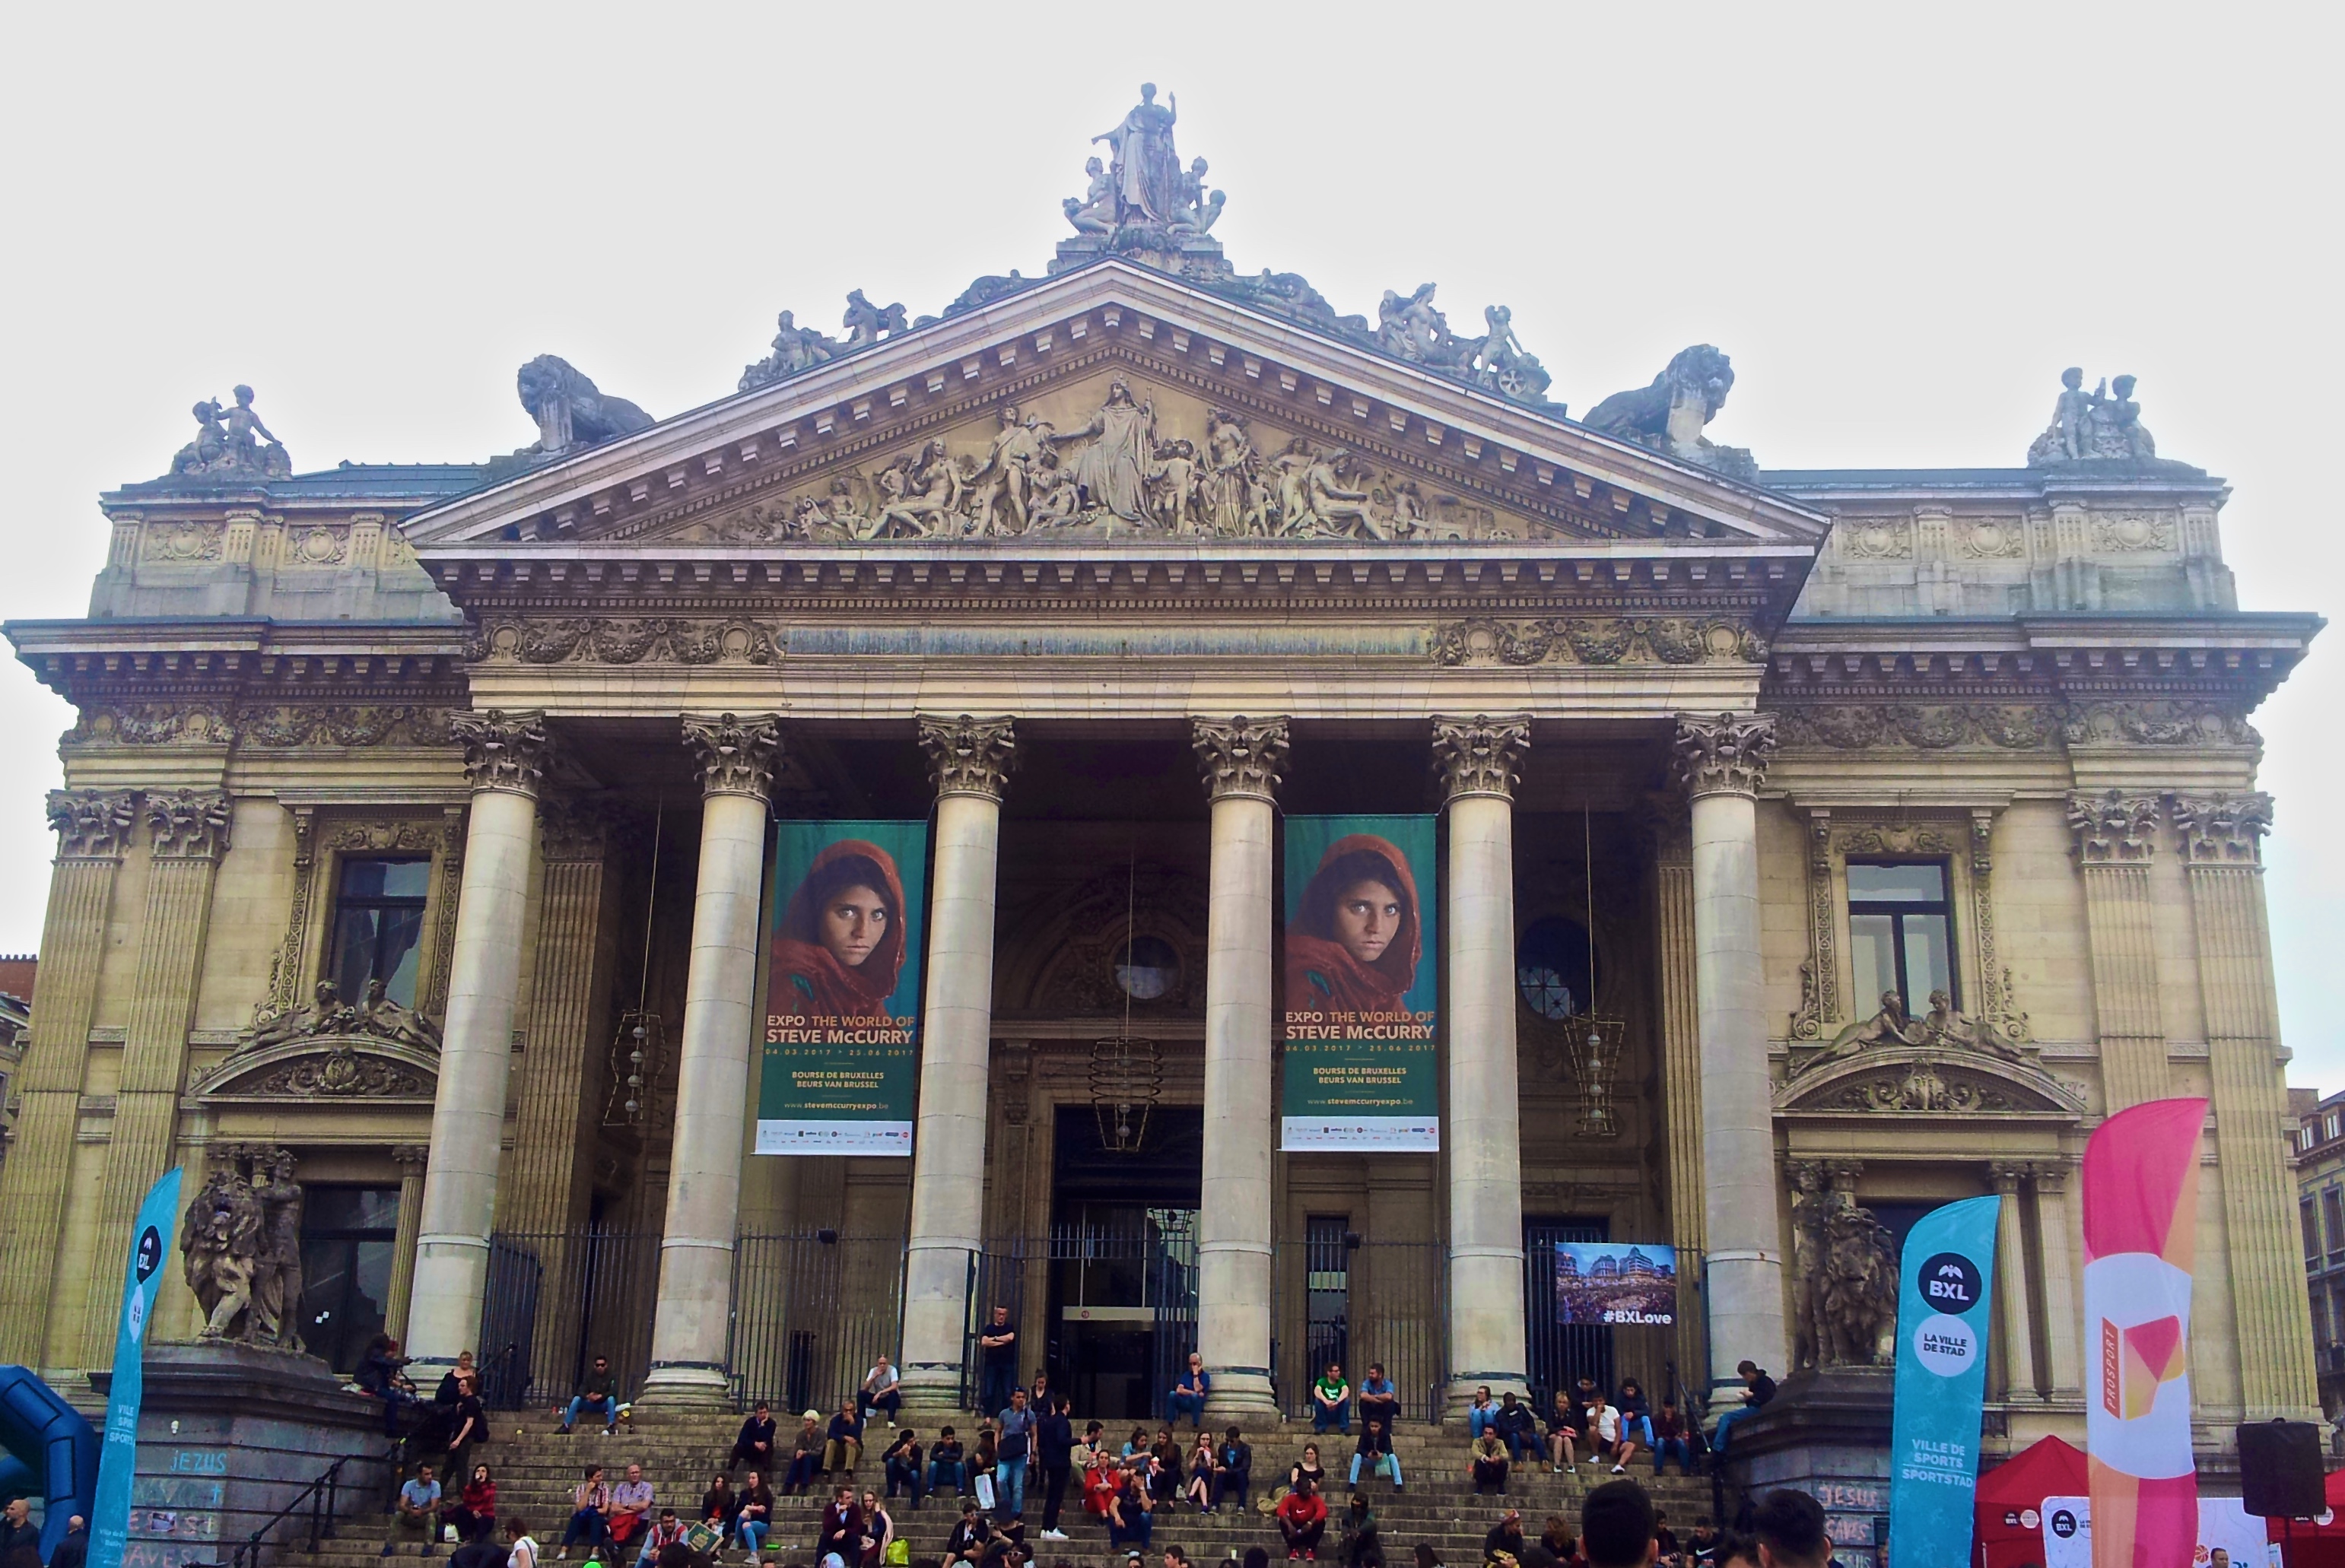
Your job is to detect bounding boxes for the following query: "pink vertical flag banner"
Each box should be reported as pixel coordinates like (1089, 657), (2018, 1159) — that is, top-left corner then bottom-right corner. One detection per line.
(2081, 1097), (2209, 1568)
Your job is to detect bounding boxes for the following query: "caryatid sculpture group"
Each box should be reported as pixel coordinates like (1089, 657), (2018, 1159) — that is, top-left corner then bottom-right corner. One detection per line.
(180, 1144), (309, 1351)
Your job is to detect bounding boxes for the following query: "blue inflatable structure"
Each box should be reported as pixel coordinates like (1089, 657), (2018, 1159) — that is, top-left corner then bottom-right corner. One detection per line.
(0, 1366), (100, 1560)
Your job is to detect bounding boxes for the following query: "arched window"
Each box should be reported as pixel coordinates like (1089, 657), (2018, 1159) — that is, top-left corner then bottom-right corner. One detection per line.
(1516, 917), (1598, 1020)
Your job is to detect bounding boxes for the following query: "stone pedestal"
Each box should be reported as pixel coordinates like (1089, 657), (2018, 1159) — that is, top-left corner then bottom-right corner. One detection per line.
(1726, 1369), (1892, 1568)
(93, 1341), (396, 1568)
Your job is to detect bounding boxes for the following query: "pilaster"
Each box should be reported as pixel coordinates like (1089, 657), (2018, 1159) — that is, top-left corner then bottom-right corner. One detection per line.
(384, 1144), (431, 1342)
(1987, 1163), (2041, 1403)
(2066, 789), (2167, 1111)
(2030, 1159), (2083, 1400)
(2172, 792), (2319, 1418)
(81, 789), (234, 1359)
(0, 789), (137, 1368)
(1649, 809), (1708, 1389)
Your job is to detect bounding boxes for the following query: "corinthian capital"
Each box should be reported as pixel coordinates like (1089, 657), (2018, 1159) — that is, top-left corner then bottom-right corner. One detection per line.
(919, 715), (1017, 801)
(452, 710), (551, 797)
(1671, 712), (1776, 798)
(2067, 789), (2160, 865)
(2172, 792), (2273, 866)
(1191, 716), (1288, 803)
(146, 790), (234, 860)
(46, 789), (138, 859)
(1431, 714), (1531, 801)
(682, 713), (783, 801)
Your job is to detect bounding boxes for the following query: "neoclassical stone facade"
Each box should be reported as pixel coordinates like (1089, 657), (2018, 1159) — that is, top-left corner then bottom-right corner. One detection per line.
(0, 97), (2319, 1484)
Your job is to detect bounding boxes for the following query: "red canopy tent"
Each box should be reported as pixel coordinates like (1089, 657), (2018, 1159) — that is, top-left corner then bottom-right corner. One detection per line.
(2268, 1465), (2345, 1566)
(1973, 1436), (2089, 1568)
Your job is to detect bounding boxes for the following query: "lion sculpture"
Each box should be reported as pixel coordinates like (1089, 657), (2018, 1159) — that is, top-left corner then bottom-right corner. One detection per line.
(1583, 344), (1756, 481)
(516, 355), (655, 456)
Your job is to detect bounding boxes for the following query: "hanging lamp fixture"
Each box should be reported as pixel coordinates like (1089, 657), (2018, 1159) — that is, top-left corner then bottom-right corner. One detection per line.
(1562, 799), (1628, 1138)
(604, 797), (668, 1127)
(1088, 845), (1161, 1154)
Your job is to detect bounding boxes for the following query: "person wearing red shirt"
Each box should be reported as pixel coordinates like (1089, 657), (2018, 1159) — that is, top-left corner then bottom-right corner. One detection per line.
(1276, 1478), (1328, 1561)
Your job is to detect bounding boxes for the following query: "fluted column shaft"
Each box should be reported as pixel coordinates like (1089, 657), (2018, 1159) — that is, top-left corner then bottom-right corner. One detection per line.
(80, 791), (235, 1357)
(1653, 829), (1710, 1389)
(2067, 791), (2168, 1111)
(1673, 713), (1788, 1392)
(1434, 716), (1532, 1407)
(408, 713), (550, 1371)
(643, 715), (780, 1405)
(0, 792), (137, 1368)
(1988, 1164), (2041, 1402)
(1192, 717), (1287, 1420)
(384, 1144), (431, 1342)
(901, 716), (1015, 1408)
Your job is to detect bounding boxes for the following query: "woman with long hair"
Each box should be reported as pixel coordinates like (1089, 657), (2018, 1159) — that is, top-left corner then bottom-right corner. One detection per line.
(771, 842), (909, 1021)
(1284, 836), (1421, 1017)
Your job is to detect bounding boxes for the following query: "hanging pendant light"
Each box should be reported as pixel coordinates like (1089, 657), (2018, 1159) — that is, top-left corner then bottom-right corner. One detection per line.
(604, 799), (666, 1127)
(1562, 800), (1628, 1138)
(1089, 846), (1161, 1153)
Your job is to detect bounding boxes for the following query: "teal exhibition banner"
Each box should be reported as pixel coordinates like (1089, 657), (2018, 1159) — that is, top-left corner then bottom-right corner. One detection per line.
(1280, 815), (1439, 1151)
(758, 821), (928, 1156)
(91, 1166), (183, 1568)
(1886, 1193), (2002, 1568)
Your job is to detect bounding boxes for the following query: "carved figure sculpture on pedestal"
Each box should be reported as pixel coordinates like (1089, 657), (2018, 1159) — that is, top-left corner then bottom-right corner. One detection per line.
(170, 386), (292, 478)
(1093, 83), (1183, 227)
(1786, 1164), (1831, 1371)
(182, 1145), (309, 1348)
(1815, 1202), (1899, 1366)
(1065, 157), (1116, 235)
(842, 290), (909, 346)
(251, 1151), (307, 1352)
(2026, 368), (2159, 464)
(1584, 346), (1756, 480)
(516, 356), (653, 456)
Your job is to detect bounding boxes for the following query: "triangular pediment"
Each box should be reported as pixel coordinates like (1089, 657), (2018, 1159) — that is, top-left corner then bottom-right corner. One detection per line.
(401, 262), (1828, 560)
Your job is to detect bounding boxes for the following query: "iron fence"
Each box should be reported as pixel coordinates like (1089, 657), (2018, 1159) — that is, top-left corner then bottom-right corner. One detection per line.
(478, 1227), (661, 1411)
(729, 1231), (904, 1415)
(1522, 1220), (1616, 1409)
(1271, 1239), (1446, 1424)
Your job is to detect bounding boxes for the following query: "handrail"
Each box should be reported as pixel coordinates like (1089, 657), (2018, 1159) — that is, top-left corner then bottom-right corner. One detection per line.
(181, 1452), (357, 1568)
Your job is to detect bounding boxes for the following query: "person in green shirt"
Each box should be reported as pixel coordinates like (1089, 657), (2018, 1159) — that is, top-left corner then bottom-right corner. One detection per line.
(1311, 1364), (1352, 1435)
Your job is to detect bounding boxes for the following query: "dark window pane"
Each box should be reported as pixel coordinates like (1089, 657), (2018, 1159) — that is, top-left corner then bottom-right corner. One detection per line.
(378, 861), (432, 899)
(1847, 862), (1946, 904)
(1902, 914), (1955, 1004)
(376, 906), (425, 1007)
(331, 909), (383, 1001)
(306, 1185), (402, 1233)
(1516, 918), (1597, 1020)
(2326, 1189), (2343, 1252)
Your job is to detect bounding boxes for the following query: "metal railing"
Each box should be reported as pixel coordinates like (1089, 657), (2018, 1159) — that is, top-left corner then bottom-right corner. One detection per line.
(479, 1228), (661, 1410)
(729, 1231), (904, 1414)
(1271, 1240), (1446, 1424)
(180, 1453), (355, 1568)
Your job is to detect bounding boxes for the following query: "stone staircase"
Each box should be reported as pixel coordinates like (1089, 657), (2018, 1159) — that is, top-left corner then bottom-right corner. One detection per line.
(283, 1412), (1722, 1568)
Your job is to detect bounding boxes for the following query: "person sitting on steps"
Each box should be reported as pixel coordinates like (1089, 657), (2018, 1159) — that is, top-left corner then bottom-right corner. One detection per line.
(1275, 1476), (1327, 1562)
(729, 1402), (777, 1473)
(1346, 1417), (1402, 1491)
(555, 1465), (610, 1563)
(883, 1428), (926, 1506)
(735, 1471), (773, 1563)
(928, 1425), (968, 1497)
(825, 1400), (866, 1481)
(783, 1412), (824, 1494)
(561, 1357), (620, 1436)
(1355, 1366), (1398, 1435)
(1492, 1392), (1538, 1465)
(1467, 1432), (1508, 1495)
(1311, 1363), (1352, 1435)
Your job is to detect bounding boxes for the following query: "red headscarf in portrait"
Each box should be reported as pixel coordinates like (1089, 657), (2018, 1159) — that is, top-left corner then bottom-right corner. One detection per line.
(769, 839), (910, 1021)
(1283, 833), (1422, 1017)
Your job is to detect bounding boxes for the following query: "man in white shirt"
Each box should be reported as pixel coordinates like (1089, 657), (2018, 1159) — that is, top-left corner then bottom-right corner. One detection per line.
(863, 1354), (904, 1424)
(1584, 1393), (1636, 1475)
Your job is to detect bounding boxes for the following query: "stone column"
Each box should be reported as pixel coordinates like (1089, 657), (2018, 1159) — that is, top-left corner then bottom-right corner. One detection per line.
(80, 791), (235, 1358)
(2065, 790), (2169, 1112)
(2175, 793), (2321, 1417)
(1987, 1163), (2042, 1402)
(384, 1144), (431, 1342)
(1190, 716), (1288, 1420)
(407, 712), (551, 1371)
(2030, 1159), (2083, 1400)
(1671, 713), (1789, 1392)
(1432, 715), (1533, 1407)
(1650, 810), (1710, 1389)
(900, 716), (1016, 1411)
(0, 791), (137, 1367)
(641, 714), (781, 1406)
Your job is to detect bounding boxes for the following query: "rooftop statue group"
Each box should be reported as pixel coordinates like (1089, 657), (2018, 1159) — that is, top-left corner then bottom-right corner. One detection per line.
(181, 1144), (307, 1351)
(1793, 986), (2029, 1077)
(245, 976), (443, 1051)
(760, 386), (1471, 545)
(2026, 367), (2158, 465)
(170, 385), (291, 479)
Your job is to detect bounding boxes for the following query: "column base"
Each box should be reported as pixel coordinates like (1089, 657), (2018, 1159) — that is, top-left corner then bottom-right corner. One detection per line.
(1443, 1374), (1528, 1421)
(1201, 1372), (1279, 1425)
(898, 1366), (970, 1422)
(634, 1363), (732, 1410)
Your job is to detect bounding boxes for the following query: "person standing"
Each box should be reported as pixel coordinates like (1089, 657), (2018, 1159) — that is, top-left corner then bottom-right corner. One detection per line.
(994, 1389), (1036, 1520)
(1035, 1395), (1076, 1540)
(977, 1306), (1018, 1418)
(48, 1516), (90, 1568)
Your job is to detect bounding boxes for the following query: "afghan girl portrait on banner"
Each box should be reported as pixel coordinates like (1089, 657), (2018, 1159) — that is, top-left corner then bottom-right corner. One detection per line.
(1280, 817), (1439, 1151)
(758, 822), (929, 1157)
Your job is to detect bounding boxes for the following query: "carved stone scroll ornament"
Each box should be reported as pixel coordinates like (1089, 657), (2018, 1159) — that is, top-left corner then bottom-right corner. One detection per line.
(682, 713), (783, 802)
(2172, 792), (2273, 865)
(1670, 713), (1776, 798)
(919, 715), (1017, 801)
(146, 791), (234, 860)
(475, 617), (781, 667)
(1191, 716), (1288, 803)
(180, 1144), (305, 1347)
(2061, 700), (2257, 749)
(1794, 986), (2025, 1078)
(1431, 617), (1767, 668)
(2067, 789), (2161, 865)
(453, 710), (551, 796)
(47, 789), (139, 859)
(1431, 714), (1531, 801)
(1968, 809), (2031, 1044)
(65, 703), (235, 747)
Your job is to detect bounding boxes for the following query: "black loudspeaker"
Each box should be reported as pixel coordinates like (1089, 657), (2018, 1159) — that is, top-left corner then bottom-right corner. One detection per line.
(2237, 1420), (2325, 1517)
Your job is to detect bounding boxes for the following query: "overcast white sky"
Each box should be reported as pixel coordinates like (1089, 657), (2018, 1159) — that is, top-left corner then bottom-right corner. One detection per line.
(0, 6), (2336, 1085)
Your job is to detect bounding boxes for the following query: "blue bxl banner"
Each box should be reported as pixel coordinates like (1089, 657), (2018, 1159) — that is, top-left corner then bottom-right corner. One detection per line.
(91, 1166), (183, 1568)
(1886, 1193), (2000, 1568)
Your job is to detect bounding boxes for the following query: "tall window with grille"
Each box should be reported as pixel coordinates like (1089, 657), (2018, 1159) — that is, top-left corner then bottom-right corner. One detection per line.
(1846, 861), (1956, 1010)
(2326, 1189), (2345, 1259)
(329, 858), (431, 1007)
(1303, 1217), (1352, 1389)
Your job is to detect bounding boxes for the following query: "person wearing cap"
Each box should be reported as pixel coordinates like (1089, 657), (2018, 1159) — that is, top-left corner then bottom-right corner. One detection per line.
(1339, 1491), (1381, 1568)
(784, 1412), (825, 1494)
(729, 1403), (778, 1473)
(1578, 1478), (1657, 1568)
(1482, 1509), (1526, 1565)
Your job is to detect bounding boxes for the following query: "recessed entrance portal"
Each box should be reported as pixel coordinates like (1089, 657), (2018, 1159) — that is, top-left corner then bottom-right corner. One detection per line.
(1050, 1103), (1203, 1420)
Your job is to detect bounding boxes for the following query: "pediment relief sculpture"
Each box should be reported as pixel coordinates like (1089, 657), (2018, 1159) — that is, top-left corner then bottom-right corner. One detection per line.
(234, 978), (443, 1054)
(1791, 987), (2027, 1076)
(1777, 1031), (2083, 1119)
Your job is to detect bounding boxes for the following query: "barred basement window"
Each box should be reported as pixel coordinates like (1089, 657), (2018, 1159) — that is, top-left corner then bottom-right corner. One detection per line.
(329, 857), (431, 1008)
(1846, 861), (1956, 1010)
